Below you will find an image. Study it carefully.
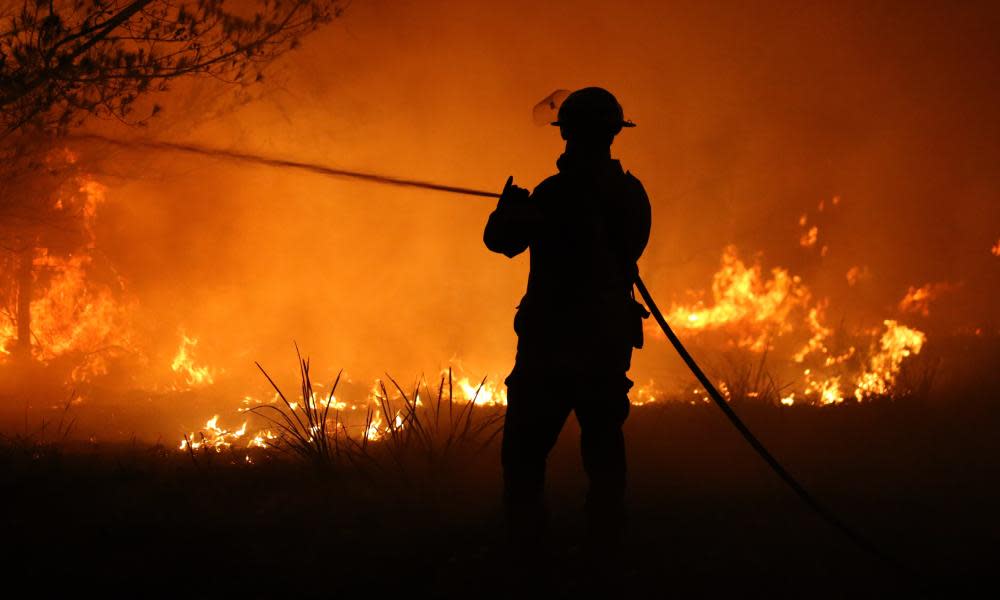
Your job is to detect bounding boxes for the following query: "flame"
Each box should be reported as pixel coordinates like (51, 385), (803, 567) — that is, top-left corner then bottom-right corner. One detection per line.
(816, 196), (841, 212)
(31, 250), (135, 372)
(0, 173), (136, 380)
(454, 374), (508, 406)
(179, 415), (272, 452)
(632, 380), (661, 406)
(364, 409), (386, 441)
(898, 283), (951, 317)
(799, 226), (819, 248)
(853, 320), (926, 401)
(0, 320), (15, 357)
(361, 379), (409, 441)
(661, 245), (810, 352)
(656, 245), (927, 406)
(797, 197), (842, 249)
(795, 320), (926, 404)
(171, 333), (216, 387)
(803, 374), (845, 405)
(178, 367), (505, 451)
(991, 239), (999, 256)
(794, 302), (856, 366)
(361, 393), (402, 442)
(0, 247), (136, 381)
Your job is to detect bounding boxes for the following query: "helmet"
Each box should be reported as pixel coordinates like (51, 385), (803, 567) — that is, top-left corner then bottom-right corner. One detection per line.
(551, 87), (636, 135)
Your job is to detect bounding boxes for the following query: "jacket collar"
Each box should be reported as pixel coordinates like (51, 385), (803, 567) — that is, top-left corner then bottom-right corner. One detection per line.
(556, 152), (623, 177)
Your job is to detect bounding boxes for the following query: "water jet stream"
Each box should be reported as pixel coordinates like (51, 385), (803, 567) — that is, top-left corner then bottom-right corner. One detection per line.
(70, 133), (501, 199)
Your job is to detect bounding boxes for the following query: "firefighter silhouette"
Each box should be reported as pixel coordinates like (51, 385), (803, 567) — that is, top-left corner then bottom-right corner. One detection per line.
(484, 87), (651, 556)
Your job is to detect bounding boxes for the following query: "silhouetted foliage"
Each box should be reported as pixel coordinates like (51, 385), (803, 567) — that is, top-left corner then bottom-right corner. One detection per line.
(0, 0), (342, 138)
(0, 134), (84, 251)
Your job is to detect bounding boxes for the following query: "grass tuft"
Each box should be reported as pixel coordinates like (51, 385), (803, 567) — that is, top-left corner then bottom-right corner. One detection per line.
(250, 349), (505, 478)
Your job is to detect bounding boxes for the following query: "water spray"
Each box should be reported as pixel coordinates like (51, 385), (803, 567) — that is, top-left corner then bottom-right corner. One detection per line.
(70, 132), (915, 582)
(70, 134), (500, 198)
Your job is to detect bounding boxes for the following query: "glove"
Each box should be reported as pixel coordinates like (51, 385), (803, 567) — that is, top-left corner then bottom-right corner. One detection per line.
(498, 175), (530, 209)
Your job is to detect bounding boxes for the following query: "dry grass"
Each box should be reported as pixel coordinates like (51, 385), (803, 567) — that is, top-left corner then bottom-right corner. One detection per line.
(716, 350), (791, 405)
(0, 391), (77, 457)
(249, 348), (504, 479)
(250, 347), (344, 468)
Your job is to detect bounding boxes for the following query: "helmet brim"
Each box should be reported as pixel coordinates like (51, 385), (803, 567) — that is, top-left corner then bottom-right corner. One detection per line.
(550, 120), (636, 128)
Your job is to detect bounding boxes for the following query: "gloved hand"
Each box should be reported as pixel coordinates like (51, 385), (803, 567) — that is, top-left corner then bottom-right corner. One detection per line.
(498, 175), (530, 209)
(484, 175), (541, 256)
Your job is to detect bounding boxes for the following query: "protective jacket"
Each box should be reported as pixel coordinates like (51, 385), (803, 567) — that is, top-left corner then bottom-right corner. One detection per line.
(484, 153), (651, 378)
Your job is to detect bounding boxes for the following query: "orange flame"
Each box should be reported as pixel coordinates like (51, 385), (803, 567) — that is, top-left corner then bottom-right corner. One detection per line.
(799, 226), (819, 248)
(852, 320), (926, 401)
(898, 283), (952, 317)
(655, 245), (927, 406)
(0, 320), (15, 357)
(171, 333), (216, 387)
(179, 415), (274, 452)
(661, 245), (810, 352)
(0, 173), (137, 380)
(453, 372), (508, 406)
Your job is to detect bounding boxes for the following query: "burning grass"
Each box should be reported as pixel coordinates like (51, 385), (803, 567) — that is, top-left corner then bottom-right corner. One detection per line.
(653, 244), (931, 406)
(178, 348), (504, 485)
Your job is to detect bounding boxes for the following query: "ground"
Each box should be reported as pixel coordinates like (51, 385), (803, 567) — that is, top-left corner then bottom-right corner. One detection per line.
(1, 397), (996, 598)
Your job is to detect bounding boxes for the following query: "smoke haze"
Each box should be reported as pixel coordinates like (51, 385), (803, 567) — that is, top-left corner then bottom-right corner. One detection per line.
(51, 0), (1000, 434)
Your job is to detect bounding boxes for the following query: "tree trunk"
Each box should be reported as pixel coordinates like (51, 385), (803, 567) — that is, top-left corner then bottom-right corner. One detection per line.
(13, 246), (33, 361)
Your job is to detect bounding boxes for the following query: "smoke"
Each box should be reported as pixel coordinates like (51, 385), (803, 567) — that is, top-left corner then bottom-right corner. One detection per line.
(24, 0), (998, 435)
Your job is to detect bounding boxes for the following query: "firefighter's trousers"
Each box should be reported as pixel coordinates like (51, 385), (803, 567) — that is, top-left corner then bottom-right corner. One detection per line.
(501, 371), (631, 543)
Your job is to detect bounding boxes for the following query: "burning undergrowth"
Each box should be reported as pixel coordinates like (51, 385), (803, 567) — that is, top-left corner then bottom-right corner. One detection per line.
(0, 152), (138, 381)
(180, 352), (505, 470)
(631, 194), (950, 407)
(654, 243), (929, 406)
(0, 149), (991, 450)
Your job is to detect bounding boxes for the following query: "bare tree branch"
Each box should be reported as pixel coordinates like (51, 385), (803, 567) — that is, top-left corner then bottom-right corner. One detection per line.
(0, 0), (342, 138)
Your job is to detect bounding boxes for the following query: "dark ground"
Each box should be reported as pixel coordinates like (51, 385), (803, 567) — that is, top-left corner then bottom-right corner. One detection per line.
(1, 392), (998, 599)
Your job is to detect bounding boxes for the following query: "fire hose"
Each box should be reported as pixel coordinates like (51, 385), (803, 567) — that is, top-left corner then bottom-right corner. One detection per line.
(72, 133), (916, 581)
